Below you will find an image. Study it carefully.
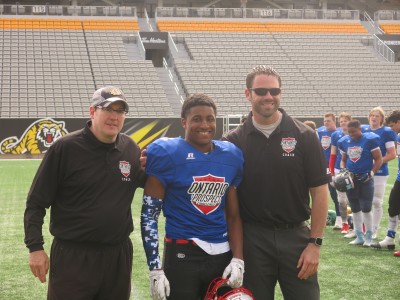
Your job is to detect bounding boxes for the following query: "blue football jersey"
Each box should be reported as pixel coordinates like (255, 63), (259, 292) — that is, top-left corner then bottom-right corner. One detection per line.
(338, 132), (380, 175)
(146, 137), (244, 243)
(331, 128), (344, 170)
(317, 126), (337, 163)
(362, 125), (397, 176)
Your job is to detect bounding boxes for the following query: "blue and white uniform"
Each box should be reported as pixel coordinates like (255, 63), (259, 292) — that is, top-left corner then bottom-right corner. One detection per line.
(318, 126), (340, 219)
(144, 137), (244, 299)
(338, 132), (380, 177)
(317, 126), (336, 163)
(338, 131), (381, 243)
(362, 125), (396, 176)
(362, 125), (397, 235)
(146, 137), (244, 243)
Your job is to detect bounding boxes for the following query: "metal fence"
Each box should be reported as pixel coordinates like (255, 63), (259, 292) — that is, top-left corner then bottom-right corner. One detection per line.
(0, 4), (136, 17)
(374, 10), (400, 21)
(373, 34), (396, 63)
(156, 7), (360, 21)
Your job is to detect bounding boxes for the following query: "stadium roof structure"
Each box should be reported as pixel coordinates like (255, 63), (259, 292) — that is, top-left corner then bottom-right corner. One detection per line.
(1, 0), (400, 14)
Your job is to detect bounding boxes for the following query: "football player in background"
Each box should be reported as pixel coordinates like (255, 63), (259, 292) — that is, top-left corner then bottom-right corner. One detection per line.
(329, 112), (352, 235)
(304, 120), (317, 131)
(338, 119), (383, 247)
(318, 113), (341, 229)
(362, 107), (397, 239)
(141, 93), (245, 300)
(371, 110), (400, 257)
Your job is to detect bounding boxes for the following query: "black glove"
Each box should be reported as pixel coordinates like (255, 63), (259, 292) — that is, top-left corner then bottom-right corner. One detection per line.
(356, 171), (374, 183)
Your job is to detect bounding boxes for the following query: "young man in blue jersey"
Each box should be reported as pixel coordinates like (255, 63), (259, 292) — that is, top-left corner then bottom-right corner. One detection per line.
(362, 107), (397, 239)
(371, 110), (400, 256)
(338, 119), (383, 247)
(318, 113), (341, 230)
(329, 112), (352, 234)
(141, 94), (245, 300)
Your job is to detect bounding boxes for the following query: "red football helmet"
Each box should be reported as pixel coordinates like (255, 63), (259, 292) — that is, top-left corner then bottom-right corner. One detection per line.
(204, 277), (254, 300)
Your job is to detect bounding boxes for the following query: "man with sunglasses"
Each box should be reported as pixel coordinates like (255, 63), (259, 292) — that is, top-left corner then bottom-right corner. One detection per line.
(24, 86), (146, 300)
(223, 65), (330, 300)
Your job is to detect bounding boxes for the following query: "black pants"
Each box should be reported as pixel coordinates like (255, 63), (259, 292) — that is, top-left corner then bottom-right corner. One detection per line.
(388, 180), (400, 217)
(243, 222), (320, 300)
(163, 241), (232, 300)
(48, 238), (133, 300)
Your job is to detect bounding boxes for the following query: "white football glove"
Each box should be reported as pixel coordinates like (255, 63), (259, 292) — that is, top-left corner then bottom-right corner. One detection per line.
(149, 269), (170, 300)
(222, 258), (245, 288)
(330, 175), (335, 188)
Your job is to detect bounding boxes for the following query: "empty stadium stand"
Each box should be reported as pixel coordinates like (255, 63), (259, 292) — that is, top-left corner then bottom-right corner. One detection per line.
(0, 5), (399, 120)
(0, 11), (174, 118)
(156, 9), (399, 118)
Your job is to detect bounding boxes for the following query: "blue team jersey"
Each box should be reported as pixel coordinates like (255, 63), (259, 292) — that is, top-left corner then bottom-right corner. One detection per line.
(338, 132), (380, 175)
(146, 137), (244, 243)
(396, 134), (400, 182)
(317, 126), (337, 163)
(362, 125), (397, 176)
(331, 128), (344, 170)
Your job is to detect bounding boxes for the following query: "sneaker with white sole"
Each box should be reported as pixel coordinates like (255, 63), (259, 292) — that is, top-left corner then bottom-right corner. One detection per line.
(363, 230), (373, 247)
(371, 236), (395, 250)
(333, 224), (341, 230)
(349, 230), (365, 245)
(344, 231), (356, 239)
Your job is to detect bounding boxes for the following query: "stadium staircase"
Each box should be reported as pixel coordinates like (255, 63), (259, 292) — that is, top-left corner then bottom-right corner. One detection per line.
(154, 12), (400, 119)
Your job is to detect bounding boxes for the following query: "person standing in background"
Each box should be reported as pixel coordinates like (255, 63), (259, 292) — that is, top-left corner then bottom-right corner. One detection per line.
(362, 107), (396, 239)
(318, 113), (341, 230)
(330, 112), (352, 235)
(371, 110), (400, 256)
(338, 119), (383, 247)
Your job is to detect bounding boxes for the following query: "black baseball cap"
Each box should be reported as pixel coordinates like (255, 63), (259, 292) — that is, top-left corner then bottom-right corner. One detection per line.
(92, 86), (129, 112)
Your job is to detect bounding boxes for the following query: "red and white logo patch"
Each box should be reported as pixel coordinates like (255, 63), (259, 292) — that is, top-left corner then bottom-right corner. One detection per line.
(320, 136), (331, 150)
(281, 137), (297, 153)
(187, 174), (229, 215)
(348, 146), (362, 163)
(119, 161), (131, 178)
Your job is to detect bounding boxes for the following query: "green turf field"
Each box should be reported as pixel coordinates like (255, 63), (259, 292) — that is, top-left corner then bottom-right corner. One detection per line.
(0, 159), (399, 299)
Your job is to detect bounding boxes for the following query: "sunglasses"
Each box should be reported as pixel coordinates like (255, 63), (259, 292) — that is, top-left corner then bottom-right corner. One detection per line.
(249, 88), (281, 96)
(96, 106), (128, 116)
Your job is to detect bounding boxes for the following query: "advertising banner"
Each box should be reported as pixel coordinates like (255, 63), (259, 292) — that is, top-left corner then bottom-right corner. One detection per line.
(0, 118), (224, 155)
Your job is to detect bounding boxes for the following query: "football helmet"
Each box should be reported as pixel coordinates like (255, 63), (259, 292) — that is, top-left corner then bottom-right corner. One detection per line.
(204, 277), (254, 300)
(326, 210), (336, 226)
(333, 169), (354, 192)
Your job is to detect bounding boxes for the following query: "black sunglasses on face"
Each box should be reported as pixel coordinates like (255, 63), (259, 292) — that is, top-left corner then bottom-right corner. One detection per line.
(249, 88), (281, 96)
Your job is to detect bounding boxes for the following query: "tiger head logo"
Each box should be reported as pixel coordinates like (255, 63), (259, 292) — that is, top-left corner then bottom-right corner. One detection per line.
(0, 118), (68, 155)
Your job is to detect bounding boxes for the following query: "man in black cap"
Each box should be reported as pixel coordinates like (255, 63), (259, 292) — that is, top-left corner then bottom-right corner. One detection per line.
(24, 86), (146, 300)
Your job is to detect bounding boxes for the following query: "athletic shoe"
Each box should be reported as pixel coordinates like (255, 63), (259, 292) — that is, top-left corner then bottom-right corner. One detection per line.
(372, 231), (378, 240)
(349, 230), (365, 245)
(371, 237), (395, 250)
(344, 231), (356, 239)
(333, 224), (341, 230)
(363, 230), (373, 247)
(341, 223), (350, 234)
(394, 251), (400, 257)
